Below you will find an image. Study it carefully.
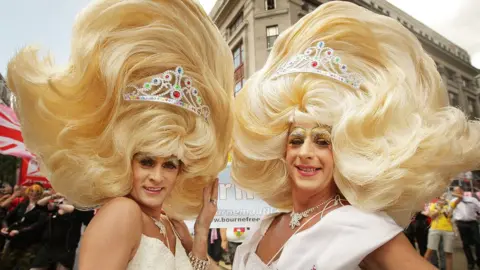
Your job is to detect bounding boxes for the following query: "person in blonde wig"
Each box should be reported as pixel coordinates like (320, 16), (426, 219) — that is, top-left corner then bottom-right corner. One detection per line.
(6, 0), (233, 269)
(231, 2), (480, 270)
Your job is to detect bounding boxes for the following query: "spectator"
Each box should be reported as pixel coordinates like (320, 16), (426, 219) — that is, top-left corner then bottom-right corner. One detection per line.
(30, 193), (94, 270)
(451, 186), (480, 270)
(224, 227), (250, 264)
(0, 184), (47, 270)
(424, 194), (455, 270)
(207, 228), (224, 265)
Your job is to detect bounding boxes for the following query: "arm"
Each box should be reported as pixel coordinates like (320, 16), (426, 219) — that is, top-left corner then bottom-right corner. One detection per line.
(472, 198), (480, 213)
(0, 193), (20, 208)
(362, 233), (437, 270)
(170, 179), (220, 270)
(424, 204), (439, 220)
(170, 220), (221, 270)
(37, 195), (54, 206)
(0, 194), (10, 203)
(451, 197), (462, 209)
(2, 202), (20, 228)
(17, 210), (48, 234)
(220, 228), (228, 251)
(78, 197), (142, 270)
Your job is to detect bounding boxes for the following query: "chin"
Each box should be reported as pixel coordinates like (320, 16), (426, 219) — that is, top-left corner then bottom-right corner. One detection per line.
(292, 177), (330, 192)
(130, 193), (164, 210)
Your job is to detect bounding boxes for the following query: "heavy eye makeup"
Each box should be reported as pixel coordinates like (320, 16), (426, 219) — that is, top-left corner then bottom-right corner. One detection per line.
(311, 127), (331, 147)
(163, 157), (180, 170)
(288, 126), (331, 147)
(134, 153), (180, 170)
(288, 128), (306, 145)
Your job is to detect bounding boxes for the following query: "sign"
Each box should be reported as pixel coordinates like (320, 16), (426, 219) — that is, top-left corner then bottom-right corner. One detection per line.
(186, 163), (277, 229)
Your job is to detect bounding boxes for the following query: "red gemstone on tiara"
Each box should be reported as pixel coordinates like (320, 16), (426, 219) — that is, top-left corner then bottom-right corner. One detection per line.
(311, 61), (318, 68)
(173, 91), (181, 99)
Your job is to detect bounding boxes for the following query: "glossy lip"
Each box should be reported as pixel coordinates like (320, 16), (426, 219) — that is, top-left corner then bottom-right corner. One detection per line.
(295, 164), (321, 177)
(143, 186), (164, 194)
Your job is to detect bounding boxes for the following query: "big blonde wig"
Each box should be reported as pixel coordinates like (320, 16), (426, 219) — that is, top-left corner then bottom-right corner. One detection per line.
(232, 1), (480, 225)
(6, 0), (234, 219)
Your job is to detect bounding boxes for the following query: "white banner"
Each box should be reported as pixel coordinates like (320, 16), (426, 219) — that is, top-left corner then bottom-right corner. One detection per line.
(186, 163), (277, 230)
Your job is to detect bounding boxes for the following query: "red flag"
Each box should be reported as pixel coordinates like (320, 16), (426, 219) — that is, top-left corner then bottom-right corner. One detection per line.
(0, 104), (33, 159)
(0, 104), (50, 188)
(19, 158), (51, 189)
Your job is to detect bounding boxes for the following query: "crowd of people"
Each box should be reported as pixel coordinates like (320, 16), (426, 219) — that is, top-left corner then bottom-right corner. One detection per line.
(405, 186), (480, 270)
(2, 181), (480, 270)
(0, 182), (94, 270)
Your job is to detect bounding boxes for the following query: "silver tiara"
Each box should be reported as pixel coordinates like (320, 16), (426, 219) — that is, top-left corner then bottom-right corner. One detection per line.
(271, 41), (364, 89)
(123, 66), (210, 121)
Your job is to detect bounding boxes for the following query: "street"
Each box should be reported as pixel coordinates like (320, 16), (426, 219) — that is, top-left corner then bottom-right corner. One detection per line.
(453, 238), (468, 270)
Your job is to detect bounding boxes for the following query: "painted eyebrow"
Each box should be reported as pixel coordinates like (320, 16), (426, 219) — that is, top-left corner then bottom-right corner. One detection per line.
(165, 156), (180, 166)
(133, 152), (154, 159)
(289, 124), (331, 134)
(289, 127), (306, 136)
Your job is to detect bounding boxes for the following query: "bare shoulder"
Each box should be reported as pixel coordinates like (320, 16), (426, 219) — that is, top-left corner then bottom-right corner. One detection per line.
(85, 197), (143, 237)
(363, 233), (435, 270)
(79, 197), (143, 269)
(98, 196), (143, 218)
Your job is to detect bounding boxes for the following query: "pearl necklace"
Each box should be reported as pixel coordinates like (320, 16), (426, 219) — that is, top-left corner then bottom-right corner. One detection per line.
(289, 196), (335, 230)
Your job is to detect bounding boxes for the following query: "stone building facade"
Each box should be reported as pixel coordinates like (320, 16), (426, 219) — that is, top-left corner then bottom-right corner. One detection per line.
(210, 0), (480, 118)
(0, 73), (11, 107)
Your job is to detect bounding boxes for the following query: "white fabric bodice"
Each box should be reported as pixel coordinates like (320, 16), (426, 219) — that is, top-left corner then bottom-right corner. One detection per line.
(127, 234), (192, 270)
(234, 205), (402, 270)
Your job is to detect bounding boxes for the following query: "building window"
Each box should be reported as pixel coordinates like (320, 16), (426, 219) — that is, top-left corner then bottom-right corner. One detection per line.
(234, 79), (246, 96)
(448, 92), (459, 107)
(233, 43), (245, 70)
(445, 67), (456, 81)
(229, 12), (243, 35)
(265, 0), (276, 10)
(462, 77), (472, 89)
(233, 43), (245, 96)
(266, 25), (279, 49)
(467, 97), (478, 118)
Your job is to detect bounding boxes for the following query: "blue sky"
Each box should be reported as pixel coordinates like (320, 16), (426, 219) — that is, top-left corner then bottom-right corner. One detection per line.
(0, 0), (478, 76)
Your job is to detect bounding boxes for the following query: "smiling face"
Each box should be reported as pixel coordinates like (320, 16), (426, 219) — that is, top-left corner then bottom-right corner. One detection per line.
(26, 184), (44, 202)
(130, 153), (181, 211)
(285, 121), (335, 198)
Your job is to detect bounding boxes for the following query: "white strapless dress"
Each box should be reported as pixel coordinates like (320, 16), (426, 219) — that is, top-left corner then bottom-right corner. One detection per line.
(127, 234), (193, 270)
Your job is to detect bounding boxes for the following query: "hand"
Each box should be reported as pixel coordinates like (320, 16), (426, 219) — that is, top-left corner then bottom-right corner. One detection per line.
(194, 178), (219, 236)
(0, 228), (8, 235)
(9, 230), (19, 237)
(52, 193), (65, 199)
(58, 204), (75, 215)
(13, 185), (22, 197)
(221, 240), (228, 251)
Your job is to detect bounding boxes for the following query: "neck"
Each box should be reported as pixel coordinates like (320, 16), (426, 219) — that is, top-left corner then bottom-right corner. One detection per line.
(291, 185), (337, 213)
(29, 198), (38, 204)
(139, 204), (164, 220)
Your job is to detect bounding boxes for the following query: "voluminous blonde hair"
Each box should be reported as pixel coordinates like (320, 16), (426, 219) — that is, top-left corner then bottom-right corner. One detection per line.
(7, 0), (234, 219)
(232, 2), (480, 225)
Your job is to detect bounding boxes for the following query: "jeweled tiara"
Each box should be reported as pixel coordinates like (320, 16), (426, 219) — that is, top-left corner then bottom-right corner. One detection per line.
(123, 66), (210, 121)
(271, 41), (364, 89)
